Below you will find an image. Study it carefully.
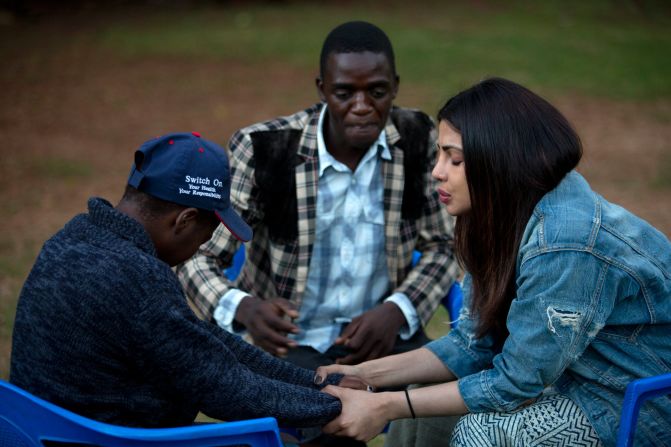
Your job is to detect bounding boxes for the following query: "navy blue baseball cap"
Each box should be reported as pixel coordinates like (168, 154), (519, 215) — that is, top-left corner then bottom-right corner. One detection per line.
(127, 131), (252, 242)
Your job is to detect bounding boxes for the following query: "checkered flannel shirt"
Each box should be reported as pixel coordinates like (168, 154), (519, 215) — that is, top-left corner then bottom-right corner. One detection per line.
(177, 103), (460, 330)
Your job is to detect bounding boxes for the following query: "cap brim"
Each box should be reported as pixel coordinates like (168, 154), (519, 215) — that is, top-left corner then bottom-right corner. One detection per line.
(215, 207), (253, 242)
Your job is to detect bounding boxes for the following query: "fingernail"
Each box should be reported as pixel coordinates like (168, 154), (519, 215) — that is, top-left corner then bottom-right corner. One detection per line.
(314, 374), (324, 385)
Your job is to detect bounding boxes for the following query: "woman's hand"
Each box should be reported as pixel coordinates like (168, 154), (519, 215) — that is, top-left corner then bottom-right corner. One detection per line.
(316, 347), (457, 393)
(315, 364), (363, 383)
(314, 363), (373, 390)
(321, 385), (394, 442)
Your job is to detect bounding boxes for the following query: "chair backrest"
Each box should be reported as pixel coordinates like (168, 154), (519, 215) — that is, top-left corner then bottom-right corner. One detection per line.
(223, 244), (247, 282)
(413, 250), (463, 328)
(616, 372), (671, 447)
(0, 379), (283, 447)
(441, 281), (463, 328)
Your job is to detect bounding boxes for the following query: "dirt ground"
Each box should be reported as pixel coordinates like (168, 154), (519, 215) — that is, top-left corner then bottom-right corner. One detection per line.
(1, 6), (670, 380)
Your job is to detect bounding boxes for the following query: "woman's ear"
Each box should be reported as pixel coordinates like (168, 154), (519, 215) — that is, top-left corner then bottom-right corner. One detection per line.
(173, 208), (199, 235)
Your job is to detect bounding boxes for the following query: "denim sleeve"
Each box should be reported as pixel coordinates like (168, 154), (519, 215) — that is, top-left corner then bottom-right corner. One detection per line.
(425, 274), (499, 378)
(457, 251), (613, 413)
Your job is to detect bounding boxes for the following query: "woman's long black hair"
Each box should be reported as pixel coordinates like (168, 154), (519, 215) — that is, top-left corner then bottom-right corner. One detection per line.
(438, 78), (582, 343)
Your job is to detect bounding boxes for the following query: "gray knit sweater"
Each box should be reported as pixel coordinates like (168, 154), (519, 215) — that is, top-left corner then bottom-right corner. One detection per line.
(10, 198), (342, 428)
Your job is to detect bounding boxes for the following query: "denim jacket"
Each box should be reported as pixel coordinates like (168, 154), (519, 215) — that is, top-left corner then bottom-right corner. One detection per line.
(427, 171), (671, 446)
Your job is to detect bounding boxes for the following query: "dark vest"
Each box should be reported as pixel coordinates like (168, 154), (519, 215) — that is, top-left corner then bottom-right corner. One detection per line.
(250, 107), (433, 243)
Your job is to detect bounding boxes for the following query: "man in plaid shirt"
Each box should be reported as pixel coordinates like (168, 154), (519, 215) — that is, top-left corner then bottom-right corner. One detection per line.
(178, 21), (459, 391)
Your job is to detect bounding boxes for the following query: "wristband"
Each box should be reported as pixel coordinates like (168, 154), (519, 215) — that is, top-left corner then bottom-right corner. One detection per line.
(404, 389), (416, 419)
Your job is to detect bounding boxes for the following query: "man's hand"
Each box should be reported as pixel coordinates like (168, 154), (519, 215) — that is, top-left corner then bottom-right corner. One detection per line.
(334, 302), (405, 364)
(235, 296), (300, 356)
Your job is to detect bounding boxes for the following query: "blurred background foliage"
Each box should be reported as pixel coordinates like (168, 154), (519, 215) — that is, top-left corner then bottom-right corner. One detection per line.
(95, 0), (671, 100)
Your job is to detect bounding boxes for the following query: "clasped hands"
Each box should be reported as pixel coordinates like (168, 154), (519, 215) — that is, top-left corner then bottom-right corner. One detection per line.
(235, 296), (405, 363)
(314, 363), (392, 442)
(235, 297), (406, 441)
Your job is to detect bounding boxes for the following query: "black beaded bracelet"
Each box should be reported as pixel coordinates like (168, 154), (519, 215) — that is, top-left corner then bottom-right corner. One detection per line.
(404, 389), (416, 419)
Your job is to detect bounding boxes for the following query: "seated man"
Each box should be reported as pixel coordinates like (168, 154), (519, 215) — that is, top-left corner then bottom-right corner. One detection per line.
(178, 21), (459, 370)
(10, 132), (342, 429)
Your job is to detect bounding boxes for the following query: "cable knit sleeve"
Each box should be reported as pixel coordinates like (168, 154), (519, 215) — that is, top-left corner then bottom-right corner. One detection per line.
(202, 321), (344, 388)
(133, 272), (341, 427)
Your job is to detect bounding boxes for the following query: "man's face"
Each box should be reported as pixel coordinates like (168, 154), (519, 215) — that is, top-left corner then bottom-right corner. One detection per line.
(155, 211), (220, 267)
(172, 217), (219, 266)
(317, 51), (398, 151)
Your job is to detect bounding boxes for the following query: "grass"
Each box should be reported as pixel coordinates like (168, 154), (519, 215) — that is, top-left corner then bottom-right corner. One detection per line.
(31, 158), (92, 181)
(0, 236), (42, 378)
(653, 152), (671, 189)
(96, 0), (671, 103)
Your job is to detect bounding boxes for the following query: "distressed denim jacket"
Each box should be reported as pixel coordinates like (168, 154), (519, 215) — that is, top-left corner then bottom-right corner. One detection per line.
(427, 171), (671, 446)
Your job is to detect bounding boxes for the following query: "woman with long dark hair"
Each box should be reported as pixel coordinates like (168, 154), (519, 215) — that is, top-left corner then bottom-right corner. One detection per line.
(315, 78), (671, 446)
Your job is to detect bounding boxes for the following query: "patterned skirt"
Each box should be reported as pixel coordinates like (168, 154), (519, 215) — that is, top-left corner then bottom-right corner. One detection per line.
(450, 393), (602, 447)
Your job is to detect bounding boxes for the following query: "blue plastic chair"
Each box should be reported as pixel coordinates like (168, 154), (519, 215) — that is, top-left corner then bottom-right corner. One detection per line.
(441, 281), (463, 328)
(616, 372), (671, 447)
(0, 379), (283, 447)
(412, 250), (463, 328)
(223, 244), (246, 283)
